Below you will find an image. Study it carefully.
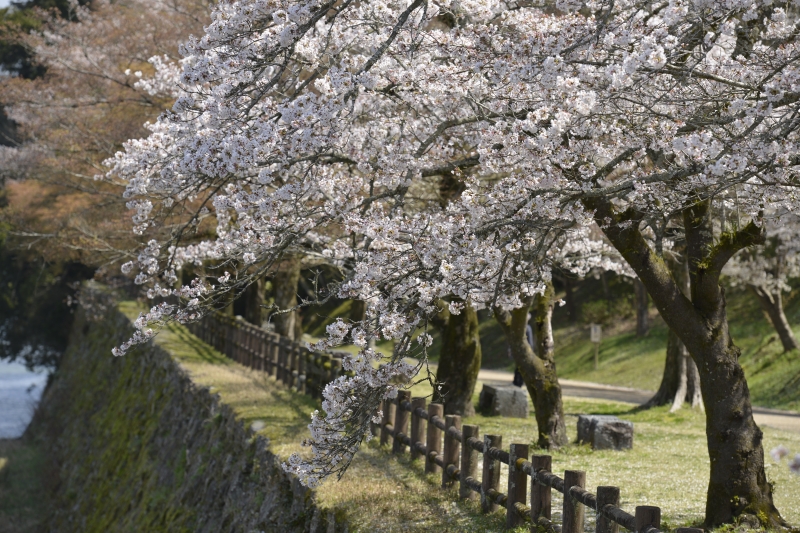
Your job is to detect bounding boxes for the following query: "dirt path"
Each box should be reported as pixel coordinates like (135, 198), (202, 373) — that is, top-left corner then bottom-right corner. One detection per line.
(477, 368), (800, 433)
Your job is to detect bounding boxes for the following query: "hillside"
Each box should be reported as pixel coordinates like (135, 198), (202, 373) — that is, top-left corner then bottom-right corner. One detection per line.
(303, 277), (800, 411)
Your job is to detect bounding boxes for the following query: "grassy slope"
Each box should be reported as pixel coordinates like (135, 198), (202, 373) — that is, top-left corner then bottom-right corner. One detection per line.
(139, 301), (800, 529)
(304, 281), (800, 411)
(547, 283), (800, 411)
(0, 438), (49, 533)
(136, 305), (510, 533)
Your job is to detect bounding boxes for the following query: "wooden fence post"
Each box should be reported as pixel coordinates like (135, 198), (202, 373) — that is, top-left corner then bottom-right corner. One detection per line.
(297, 348), (308, 394)
(247, 327), (255, 367)
(460, 424), (479, 500)
(410, 398), (426, 460)
(596, 486), (620, 533)
(380, 399), (396, 447)
(635, 506), (661, 533)
(563, 470), (586, 533)
(393, 391), (411, 454)
(506, 443), (529, 529)
(530, 454), (552, 520)
(441, 414), (461, 489)
(426, 403), (443, 474)
(269, 336), (279, 378)
(277, 338), (286, 382)
(481, 434), (502, 514)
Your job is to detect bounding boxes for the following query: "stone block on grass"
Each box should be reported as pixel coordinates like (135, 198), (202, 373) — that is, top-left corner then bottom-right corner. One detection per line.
(577, 414), (633, 450)
(477, 384), (529, 418)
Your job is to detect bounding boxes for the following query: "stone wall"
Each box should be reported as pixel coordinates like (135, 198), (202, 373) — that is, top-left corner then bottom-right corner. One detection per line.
(33, 305), (341, 532)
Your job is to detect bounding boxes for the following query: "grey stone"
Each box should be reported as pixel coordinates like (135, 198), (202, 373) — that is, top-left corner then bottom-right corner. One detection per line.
(577, 414), (633, 450)
(478, 384), (529, 418)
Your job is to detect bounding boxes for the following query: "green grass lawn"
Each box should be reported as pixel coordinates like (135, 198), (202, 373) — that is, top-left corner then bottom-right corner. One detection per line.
(144, 307), (800, 530)
(302, 280), (800, 411)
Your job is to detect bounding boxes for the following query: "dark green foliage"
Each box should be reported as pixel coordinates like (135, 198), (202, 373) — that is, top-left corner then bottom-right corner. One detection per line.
(0, 243), (93, 369)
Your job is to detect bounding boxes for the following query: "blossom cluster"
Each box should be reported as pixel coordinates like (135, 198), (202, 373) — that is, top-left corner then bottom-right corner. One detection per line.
(107, 0), (800, 483)
(770, 445), (800, 475)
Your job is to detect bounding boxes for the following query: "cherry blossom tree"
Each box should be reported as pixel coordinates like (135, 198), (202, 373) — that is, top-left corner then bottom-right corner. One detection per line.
(725, 213), (800, 352)
(108, 0), (800, 525)
(1, 0), (209, 265)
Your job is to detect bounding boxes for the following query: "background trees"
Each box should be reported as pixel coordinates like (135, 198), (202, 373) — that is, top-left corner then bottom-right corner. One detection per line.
(726, 214), (800, 353)
(100, 0), (800, 525)
(0, 0), (210, 365)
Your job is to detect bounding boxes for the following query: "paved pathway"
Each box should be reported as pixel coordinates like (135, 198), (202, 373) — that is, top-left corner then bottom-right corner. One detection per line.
(477, 368), (800, 433)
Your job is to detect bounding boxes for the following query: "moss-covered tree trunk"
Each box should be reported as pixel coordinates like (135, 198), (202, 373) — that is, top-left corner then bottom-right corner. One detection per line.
(633, 278), (649, 337)
(272, 256), (301, 340)
(495, 284), (568, 449)
(645, 255), (702, 410)
(242, 277), (265, 326)
(433, 299), (481, 416)
(751, 286), (799, 353)
(588, 196), (784, 527)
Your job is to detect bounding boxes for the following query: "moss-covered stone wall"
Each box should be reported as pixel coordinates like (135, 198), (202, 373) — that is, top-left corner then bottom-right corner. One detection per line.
(34, 306), (338, 532)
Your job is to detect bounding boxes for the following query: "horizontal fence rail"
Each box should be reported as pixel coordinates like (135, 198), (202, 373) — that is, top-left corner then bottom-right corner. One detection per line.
(371, 391), (695, 533)
(186, 312), (701, 533)
(186, 312), (352, 398)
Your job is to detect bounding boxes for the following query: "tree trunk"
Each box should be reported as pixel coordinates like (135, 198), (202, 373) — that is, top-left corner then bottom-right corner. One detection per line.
(644, 327), (681, 407)
(751, 286), (799, 352)
(586, 196), (784, 527)
(241, 277), (265, 326)
(644, 255), (703, 410)
(634, 278), (649, 337)
(495, 283), (568, 449)
(433, 299), (482, 417)
(272, 256), (301, 340)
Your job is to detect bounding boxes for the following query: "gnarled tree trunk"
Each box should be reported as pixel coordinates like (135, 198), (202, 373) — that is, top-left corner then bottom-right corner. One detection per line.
(634, 278), (649, 337)
(645, 255), (703, 410)
(432, 299), (482, 416)
(272, 256), (301, 340)
(751, 286), (799, 353)
(495, 283), (568, 449)
(587, 196), (784, 527)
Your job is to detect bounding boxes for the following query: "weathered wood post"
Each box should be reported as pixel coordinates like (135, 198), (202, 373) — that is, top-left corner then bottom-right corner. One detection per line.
(506, 443), (529, 529)
(297, 348), (308, 394)
(635, 506), (661, 533)
(596, 486), (620, 533)
(460, 424), (479, 500)
(442, 414), (461, 489)
(530, 454), (552, 520)
(276, 338), (286, 382)
(563, 470), (586, 533)
(288, 342), (298, 388)
(410, 397), (426, 460)
(380, 398), (396, 447)
(481, 434), (502, 513)
(393, 391), (411, 454)
(247, 327), (255, 367)
(426, 403), (444, 474)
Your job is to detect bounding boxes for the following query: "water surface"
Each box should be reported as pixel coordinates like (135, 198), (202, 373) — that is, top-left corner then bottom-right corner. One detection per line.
(0, 360), (48, 439)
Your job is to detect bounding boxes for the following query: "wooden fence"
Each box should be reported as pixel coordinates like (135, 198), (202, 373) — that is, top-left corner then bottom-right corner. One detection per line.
(186, 312), (351, 398)
(187, 312), (703, 533)
(372, 390), (706, 533)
